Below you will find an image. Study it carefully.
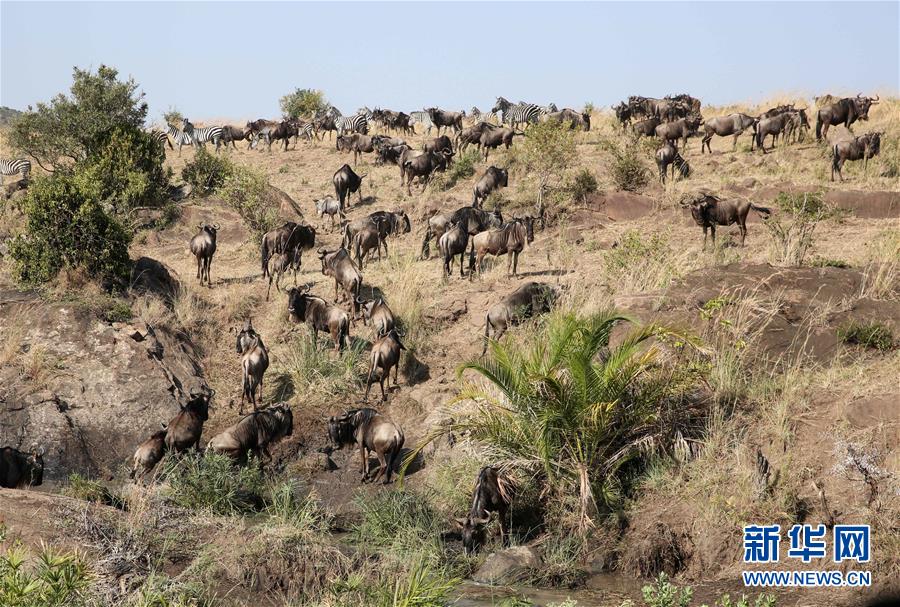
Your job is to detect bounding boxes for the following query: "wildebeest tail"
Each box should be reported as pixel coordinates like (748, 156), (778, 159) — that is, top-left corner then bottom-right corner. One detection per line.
(815, 113), (823, 140)
(261, 238), (270, 276)
(481, 313), (491, 356)
(750, 203), (772, 217)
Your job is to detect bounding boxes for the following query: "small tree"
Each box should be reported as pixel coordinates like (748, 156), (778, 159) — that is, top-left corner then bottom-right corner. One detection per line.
(511, 121), (577, 219)
(163, 107), (184, 129)
(602, 136), (650, 192)
(764, 191), (833, 266)
(279, 88), (329, 120)
(182, 147), (234, 196)
(219, 164), (280, 241)
(9, 65), (148, 171)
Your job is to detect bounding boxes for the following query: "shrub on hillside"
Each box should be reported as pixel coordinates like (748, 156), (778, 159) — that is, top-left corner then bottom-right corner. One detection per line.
(764, 191), (833, 266)
(181, 147), (234, 196)
(280, 88), (329, 120)
(218, 164), (281, 241)
(510, 120), (577, 218)
(163, 451), (265, 515)
(568, 168), (598, 204)
(837, 320), (895, 351)
(602, 136), (649, 192)
(432, 148), (480, 191)
(163, 107), (184, 129)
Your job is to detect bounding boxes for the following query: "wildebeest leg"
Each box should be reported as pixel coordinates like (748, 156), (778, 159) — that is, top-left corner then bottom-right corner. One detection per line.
(394, 359), (400, 389)
(732, 133), (740, 151)
(710, 225), (717, 248)
(373, 450), (387, 483)
(365, 352), (378, 401)
(360, 444), (369, 480)
(196, 256), (201, 280)
(459, 251), (466, 277)
(702, 226), (708, 250)
(380, 372), (387, 401)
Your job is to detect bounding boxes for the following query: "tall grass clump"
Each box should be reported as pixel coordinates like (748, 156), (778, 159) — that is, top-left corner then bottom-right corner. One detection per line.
(0, 543), (91, 607)
(279, 334), (365, 397)
(602, 229), (686, 293)
(409, 312), (693, 531)
(265, 480), (332, 532)
(764, 191), (833, 266)
(859, 228), (899, 300)
(163, 451), (265, 515)
(602, 136), (649, 192)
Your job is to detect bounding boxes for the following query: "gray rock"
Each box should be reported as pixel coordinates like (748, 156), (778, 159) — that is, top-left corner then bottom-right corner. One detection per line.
(472, 545), (541, 585)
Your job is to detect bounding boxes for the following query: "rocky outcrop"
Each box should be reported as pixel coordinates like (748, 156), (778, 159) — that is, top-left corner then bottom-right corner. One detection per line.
(472, 545), (542, 585)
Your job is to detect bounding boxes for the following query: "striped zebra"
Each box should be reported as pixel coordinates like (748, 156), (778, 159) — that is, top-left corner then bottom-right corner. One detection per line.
(150, 130), (174, 151)
(166, 125), (195, 155)
(167, 124), (224, 154)
(0, 158), (31, 185)
(491, 97), (547, 129)
(470, 107), (497, 125)
(334, 114), (368, 136)
(408, 111), (434, 135)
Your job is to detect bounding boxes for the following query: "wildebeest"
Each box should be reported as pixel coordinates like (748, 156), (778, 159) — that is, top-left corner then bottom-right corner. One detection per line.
(832, 132), (882, 182)
(403, 149), (454, 195)
(614, 102), (633, 130)
(683, 193), (772, 248)
(207, 404), (293, 465)
(287, 285), (351, 351)
(423, 135), (454, 155)
(328, 408), (404, 483)
(130, 429), (167, 481)
(336, 133), (377, 166)
(655, 115), (702, 150)
(315, 197), (346, 232)
(260, 222), (316, 278)
(456, 121), (497, 152)
(656, 142), (691, 184)
(266, 249), (301, 300)
(365, 329), (406, 402)
(397, 146), (426, 186)
(469, 217), (535, 278)
(368, 209), (411, 239)
(421, 206), (503, 259)
(783, 109), (811, 144)
(353, 220), (385, 269)
(255, 120), (299, 152)
(1, 446), (44, 489)
(238, 321), (269, 413)
(473, 166), (508, 207)
(358, 297), (395, 337)
(246, 118), (279, 145)
(701, 113), (758, 153)
(439, 221), (470, 277)
(220, 125), (250, 150)
(190, 223), (219, 286)
(482, 282), (556, 355)
(375, 142), (411, 166)
(545, 108), (590, 131)
(317, 247), (363, 317)
(632, 116), (662, 138)
(165, 390), (211, 453)
(816, 95), (878, 141)
(426, 107), (464, 135)
(455, 466), (515, 554)
(333, 164), (366, 210)
(755, 113), (795, 153)
(479, 127), (521, 161)
(313, 113), (338, 140)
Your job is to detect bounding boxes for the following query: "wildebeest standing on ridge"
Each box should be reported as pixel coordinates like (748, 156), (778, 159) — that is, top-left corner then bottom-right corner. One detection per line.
(832, 132), (882, 182)
(683, 192), (772, 248)
(287, 285), (351, 351)
(208, 404), (293, 466)
(190, 223), (219, 286)
(328, 408), (405, 484)
(1, 446), (44, 489)
(816, 95), (878, 141)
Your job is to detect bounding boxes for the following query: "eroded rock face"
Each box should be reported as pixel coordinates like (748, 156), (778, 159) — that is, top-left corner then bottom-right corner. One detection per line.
(0, 295), (208, 481)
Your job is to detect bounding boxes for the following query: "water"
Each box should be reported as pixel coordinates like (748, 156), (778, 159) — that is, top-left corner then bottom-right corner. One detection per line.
(453, 574), (642, 606)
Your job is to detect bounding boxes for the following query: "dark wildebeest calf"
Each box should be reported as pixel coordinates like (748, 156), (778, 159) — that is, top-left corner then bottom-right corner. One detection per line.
(455, 467), (515, 554)
(656, 142), (690, 184)
(165, 389), (211, 453)
(1, 446), (44, 489)
(832, 132), (882, 182)
(333, 164), (366, 210)
(482, 282), (556, 355)
(328, 408), (405, 484)
(684, 193), (772, 248)
(365, 329), (406, 402)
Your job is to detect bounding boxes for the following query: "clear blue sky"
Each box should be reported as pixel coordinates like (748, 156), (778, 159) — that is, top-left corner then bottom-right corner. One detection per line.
(2, 1), (898, 123)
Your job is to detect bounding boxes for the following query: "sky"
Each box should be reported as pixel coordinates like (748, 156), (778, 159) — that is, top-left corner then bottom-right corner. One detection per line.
(2, 1), (898, 123)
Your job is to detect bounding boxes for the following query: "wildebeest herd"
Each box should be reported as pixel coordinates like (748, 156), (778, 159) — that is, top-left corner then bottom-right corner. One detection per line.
(0, 90), (887, 554)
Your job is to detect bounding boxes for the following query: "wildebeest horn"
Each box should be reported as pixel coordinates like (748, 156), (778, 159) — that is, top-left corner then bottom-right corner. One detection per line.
(160, 422), (168, 430)
(356, 296), (366, 304)
(360, 173), (368, 179)
(213, 223), (220, 229)
(36, 446), (46, 457)
(454, 517), (468, 526)
(871, 95), (879, 103)
(473, 516), (490, 525)
(197, 223), (204, 228)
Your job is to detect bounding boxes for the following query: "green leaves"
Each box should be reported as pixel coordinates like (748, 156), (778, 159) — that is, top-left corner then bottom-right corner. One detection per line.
(279, 88), (328, 120)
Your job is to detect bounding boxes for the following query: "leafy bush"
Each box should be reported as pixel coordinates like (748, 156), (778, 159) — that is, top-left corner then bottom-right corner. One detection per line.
(765, 192), (833, 266)
(163, 451), (265, 515)
(279, 88), (329, 120)
(603, 137), (649, 192)
(810, 257), (849, 268)
(9, 172), (132, 286)
(642, 572), (693, 607)
(568, 168), (598, 204)
(511, 120), (577, 218)
(63, 473), (126, 509)
(432, 148), (480, 191)
(181, 147), (234, 196)
(218, 164), (281, 242)
(0, 544), (91, 607)
(163, 107), (184, 129)
(837, 321), (895, 351)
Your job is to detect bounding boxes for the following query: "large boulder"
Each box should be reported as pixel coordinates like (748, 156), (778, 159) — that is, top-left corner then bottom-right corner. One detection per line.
(0, 293), (208, 481)
(472, 545), (542, 585)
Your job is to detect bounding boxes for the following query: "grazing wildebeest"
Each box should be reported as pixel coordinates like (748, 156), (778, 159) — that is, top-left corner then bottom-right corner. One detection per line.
(423, 135), (454, 156)
(208, 404), (293, 466)
(684, 193), (772, 248)
(473, 166), (509, 207)
(358, 297), (395, 337)
(421, 206), (504, 259)
(238, 322), (269, 413)
(656, 142), (691, 184)
(479, 127), (521, 161)
(456, 121), (497, 152)
(482, 281), (556, 355)
(287, 285), (351, 351)
(328, 407), (404, 484)
(318, 247), (363, 317)
(632, 116), (662, 138)
(783, 109), (811, 144)
(375, 142), (411, 166)
(816, 95), (878, 141)
(266, 249), (302, 300)
(364, 329), (406, 402)
(260, 222), (316, 278)
(438, 221), (470, 277)
(469, 216), (535, 278)
(220, 125), (250, 150)
(455, 467), (515, 554)
(545, 108), (590, 131)
(655, 115), (702, 150)
(755, 113), (794, 153)
(701, 113), (758, 153)
(315, 197), (346, 232)
(426, 107), (464, 135)
(190, 223), (219, 286)
(832, 132), (882, 182)
(333, 164), (366, 210)
(353, 220), (385, 269)
(130, 428), (167, 481)
(336, 133), (378, 166)
(403, 149), (454, 195)
(1, 446), (44, 489)
(614, 102), (633, 130)
(165, 390), (211, 453)
(313, 113), (338, 140)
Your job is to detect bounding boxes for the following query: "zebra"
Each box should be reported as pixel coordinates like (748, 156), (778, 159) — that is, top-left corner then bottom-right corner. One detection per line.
(295, 121), (314, 144)
(470, 107), (497, 125)
(408, 111), (434, 135)
(491, 97), (547, 129)
(150, 129), (174, 151)
(334, 114), (368, 136)
(0, 158), (31, 185)
(165, 125), (196, 155)
(181, 119), (224, 152)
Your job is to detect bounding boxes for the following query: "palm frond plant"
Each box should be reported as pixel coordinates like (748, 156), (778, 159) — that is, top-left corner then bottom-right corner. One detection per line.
(403, 311), (694, 532)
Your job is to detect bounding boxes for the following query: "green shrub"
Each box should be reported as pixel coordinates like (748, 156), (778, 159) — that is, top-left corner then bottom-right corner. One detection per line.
(9, 172), (132, 286)
(181, 147), (233, 196)
(63, 473), (126, 509)
(218, 164), (281, 242)
(568, 168), (598, 204)
(163, 107), (184, 129)
(810, 257), (850, 268)
(433, 149), (480, 191)
(603, 137), (649, 192)
(642, 572), (693, 607)
(765, 191), (833, 266)
(511, 120), (577, 217)
(99, 298), (133, 323)
(0, 544), (91, 607)
(163, 452), (265, 515)
(837, 321), (895, 351)
(279, 88), (329, 120)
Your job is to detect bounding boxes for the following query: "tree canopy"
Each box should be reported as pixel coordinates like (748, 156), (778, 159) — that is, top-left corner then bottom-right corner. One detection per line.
(279, 88), (329, 120)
